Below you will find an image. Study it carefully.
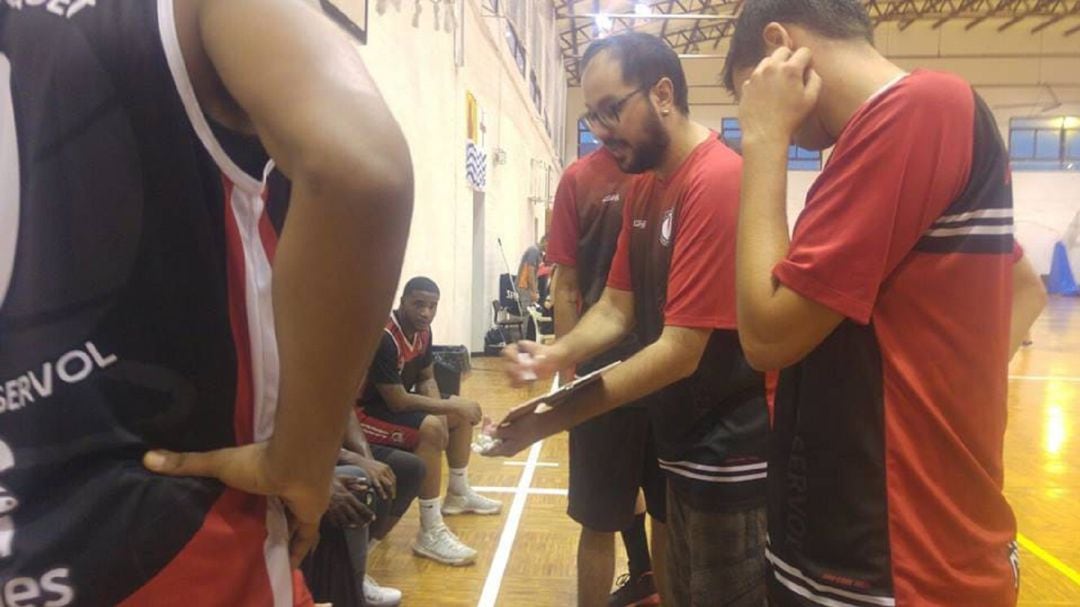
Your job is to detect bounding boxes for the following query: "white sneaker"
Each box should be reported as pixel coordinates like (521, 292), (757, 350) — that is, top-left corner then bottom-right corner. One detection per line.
(363, 575), (402, 607)
(412, 523), (478, 566)
(442, 490), (503, 515)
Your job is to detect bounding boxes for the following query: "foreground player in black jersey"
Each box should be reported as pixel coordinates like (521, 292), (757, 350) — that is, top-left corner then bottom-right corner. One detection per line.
(0, 0), (412, 604)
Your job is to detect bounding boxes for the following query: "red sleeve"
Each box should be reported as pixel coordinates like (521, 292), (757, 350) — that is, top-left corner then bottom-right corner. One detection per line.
(664, 148), (741, 329)
(606, 188), (633, 291)
(773, 77), (974, 324)
(546, 164), (580, 267)
(1011, 241), (1024, 264)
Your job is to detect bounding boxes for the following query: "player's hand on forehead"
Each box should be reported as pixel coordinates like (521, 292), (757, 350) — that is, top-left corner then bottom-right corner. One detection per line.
(737, 46), (821, 143)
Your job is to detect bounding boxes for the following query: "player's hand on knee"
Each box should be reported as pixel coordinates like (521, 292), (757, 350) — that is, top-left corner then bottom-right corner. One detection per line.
(449, 396), (484, 425)
(328, 476), (375, 528)
(359, 457), (397, 500)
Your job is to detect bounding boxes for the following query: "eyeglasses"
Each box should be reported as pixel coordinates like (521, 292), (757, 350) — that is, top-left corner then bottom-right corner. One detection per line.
(580, 84), (652, 131)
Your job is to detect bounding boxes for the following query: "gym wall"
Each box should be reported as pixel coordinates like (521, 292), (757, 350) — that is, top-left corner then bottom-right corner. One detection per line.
(336, 0), (566, 348)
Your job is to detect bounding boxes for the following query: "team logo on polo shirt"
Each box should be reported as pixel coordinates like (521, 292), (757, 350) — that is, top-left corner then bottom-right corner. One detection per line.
(660, 208), (674, 247)
(602, 193), (620, 204)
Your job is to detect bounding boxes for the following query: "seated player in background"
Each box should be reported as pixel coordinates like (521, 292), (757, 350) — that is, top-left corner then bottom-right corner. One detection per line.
(335, 413), (426, 606)
(356, 277), (501, 567)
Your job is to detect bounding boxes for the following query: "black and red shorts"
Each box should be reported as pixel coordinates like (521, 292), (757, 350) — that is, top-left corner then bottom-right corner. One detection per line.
(355, 406), (429, 451)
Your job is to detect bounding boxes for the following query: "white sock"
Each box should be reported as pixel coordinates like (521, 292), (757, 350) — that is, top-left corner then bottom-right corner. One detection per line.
(368, 538), (381, 553)
(419, 498), (443, 530)
(448, 467), (469, 496)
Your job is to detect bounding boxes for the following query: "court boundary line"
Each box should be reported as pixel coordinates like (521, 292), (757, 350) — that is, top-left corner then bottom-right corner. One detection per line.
(476, 376), (559, 607)
(1017, 533), (1080, 587)
(474, 486), (568, 496)
(475, 373), (1080, 605)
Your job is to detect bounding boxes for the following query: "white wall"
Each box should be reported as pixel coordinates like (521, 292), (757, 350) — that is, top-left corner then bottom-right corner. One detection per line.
(341, 0), (564, 348)
(563, 18), (1080, 275)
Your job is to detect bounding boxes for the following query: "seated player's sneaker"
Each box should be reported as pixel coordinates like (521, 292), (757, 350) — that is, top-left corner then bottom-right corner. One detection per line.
(608, 572), (661, 607)
(363, 575), (402, 607)
(412, 523), (478, 566)
(442, 490), (503, 515)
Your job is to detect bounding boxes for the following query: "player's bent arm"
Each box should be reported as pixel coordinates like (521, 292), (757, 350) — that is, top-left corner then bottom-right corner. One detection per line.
(736, 137), (842, 371)
(1010, 254), (1048, 359)
(554, 325), (710, 429)
(415, 363), (442, 400)
(199, 0), (413, 494)
(552, 265), (582, 385)
(738, 285), (843, 371)
(553, 265), (582, 338)
(342, 412), (375, 460)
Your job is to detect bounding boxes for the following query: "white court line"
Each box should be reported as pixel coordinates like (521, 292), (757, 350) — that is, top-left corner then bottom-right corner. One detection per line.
(474, 486), (569, 496)
(1009, 375), (1080, 383)
(477, 376), (560, 607)
(503, 461), (559, 468)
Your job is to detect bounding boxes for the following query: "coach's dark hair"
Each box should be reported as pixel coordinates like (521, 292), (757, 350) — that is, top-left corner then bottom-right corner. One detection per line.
(403, 276), (440, 297)
(581, 33), (690, 115)
(722, 0), (874, 94)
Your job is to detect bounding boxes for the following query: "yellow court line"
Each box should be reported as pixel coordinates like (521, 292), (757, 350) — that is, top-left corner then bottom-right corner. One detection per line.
(1018, 533), (1080, 587)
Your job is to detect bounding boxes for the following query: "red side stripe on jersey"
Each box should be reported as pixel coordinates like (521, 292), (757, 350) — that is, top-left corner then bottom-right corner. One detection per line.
(292, 571), (317, 607)
(223, 177), (256, 445)
(117, 489), (274, 607)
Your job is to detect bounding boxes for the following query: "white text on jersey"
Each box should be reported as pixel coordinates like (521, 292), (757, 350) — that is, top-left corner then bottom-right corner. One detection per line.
(0, 343), (117, 415)
(3, 0), (96, 20)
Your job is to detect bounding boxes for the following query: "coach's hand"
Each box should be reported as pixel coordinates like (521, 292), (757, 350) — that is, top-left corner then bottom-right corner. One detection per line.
(502, 340), (567, 387)
(485, 405), (565, 458)
(143, 441), (328, 568)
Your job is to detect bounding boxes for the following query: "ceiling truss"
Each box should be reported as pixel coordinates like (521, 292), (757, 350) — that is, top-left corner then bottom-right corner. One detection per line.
(556, 0), (1080, 82)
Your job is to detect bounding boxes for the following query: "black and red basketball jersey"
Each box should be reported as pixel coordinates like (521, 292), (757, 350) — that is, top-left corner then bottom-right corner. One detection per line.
(357, 311), (433, 408)
(0, 1), (293, 605)
(768, 71), (1018, 607)
(607, 136), (768, 509)
(547, 148), (641, 374)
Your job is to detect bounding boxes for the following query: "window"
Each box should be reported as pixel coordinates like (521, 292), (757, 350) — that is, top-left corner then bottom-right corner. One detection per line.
(1009, 117), (1080, 171)
(721, 118), (822, 170)
(720, 118), (742, 154)
(578, 118), (600, 157)
(788, 145), (822, 171)
(530, 70), (542, 114)
(504, 23), (526, 77)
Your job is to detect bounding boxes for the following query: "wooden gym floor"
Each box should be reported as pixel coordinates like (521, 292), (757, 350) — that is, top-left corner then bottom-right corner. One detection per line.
(365, 296), (1080, 606)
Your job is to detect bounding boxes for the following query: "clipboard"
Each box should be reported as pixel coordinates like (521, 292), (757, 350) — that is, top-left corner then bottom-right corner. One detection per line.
(500, 361), (621, 425)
